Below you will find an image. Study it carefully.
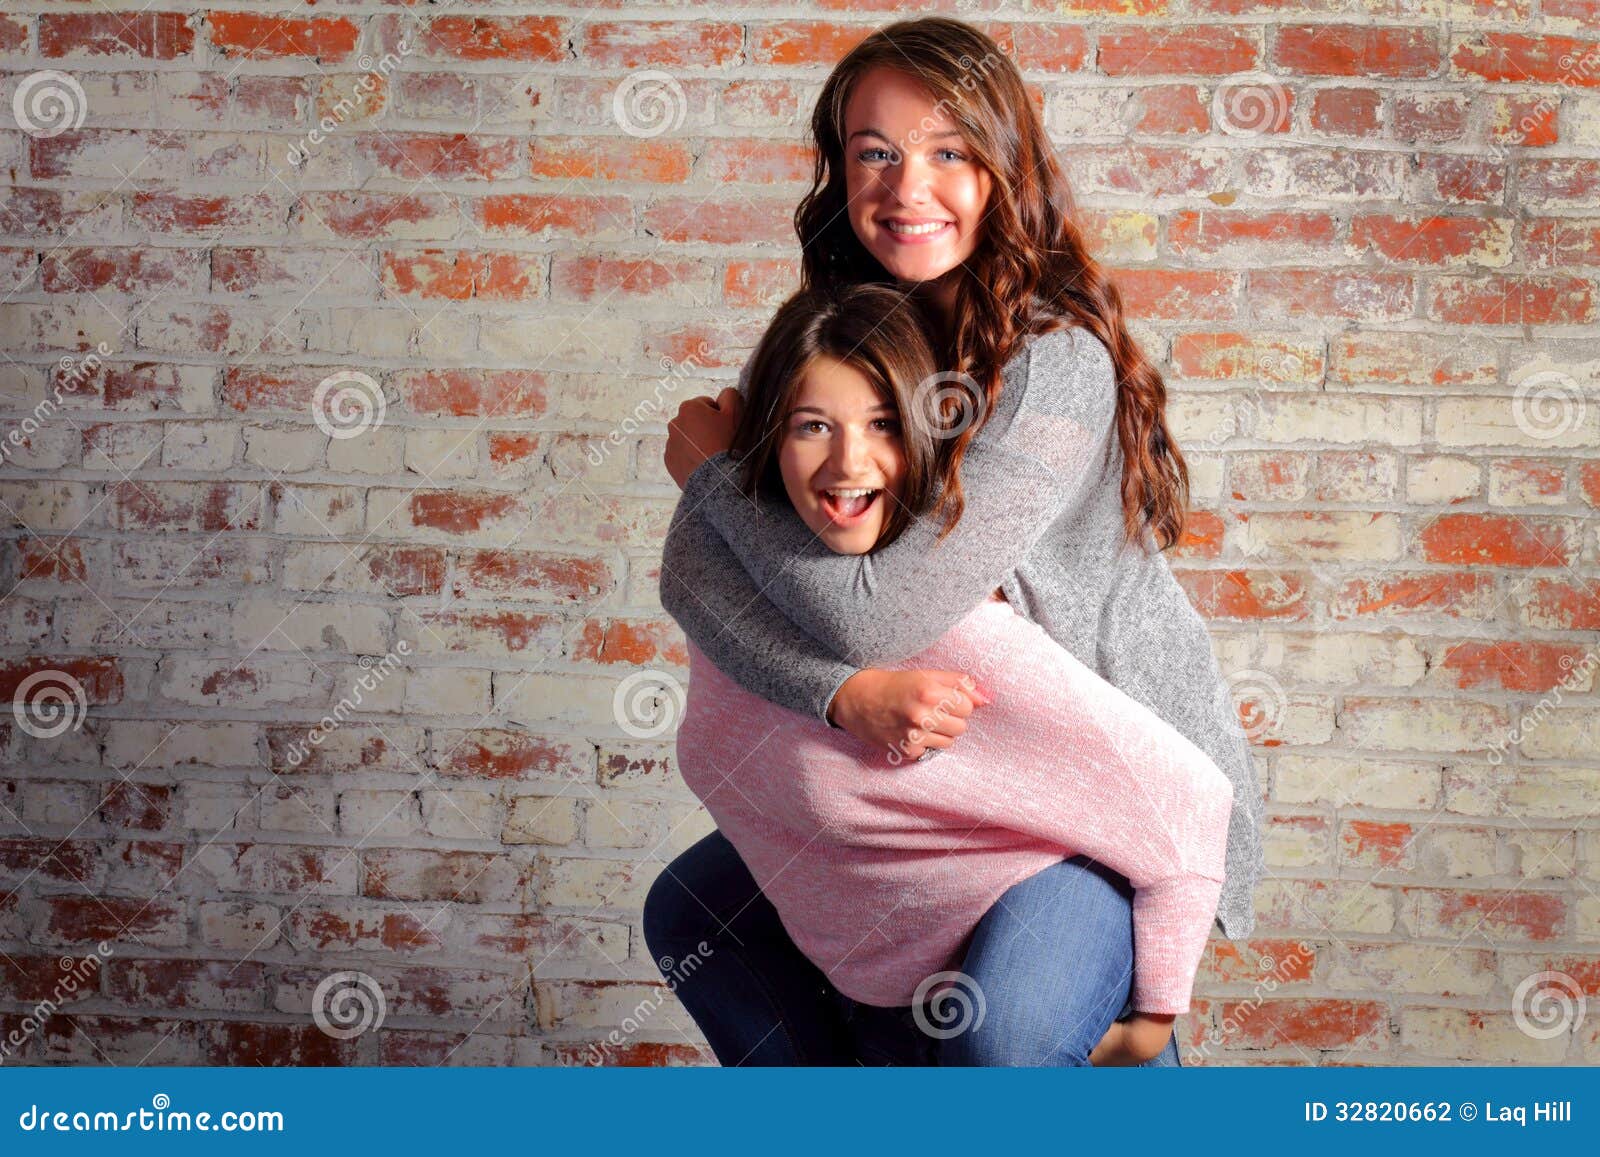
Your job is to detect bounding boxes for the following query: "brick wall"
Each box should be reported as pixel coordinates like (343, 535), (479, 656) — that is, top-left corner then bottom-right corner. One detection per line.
(0, 3), (1597, 1066)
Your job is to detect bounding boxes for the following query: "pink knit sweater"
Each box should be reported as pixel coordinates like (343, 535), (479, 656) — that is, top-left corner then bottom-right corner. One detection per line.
(674, 595), (1233, 1015)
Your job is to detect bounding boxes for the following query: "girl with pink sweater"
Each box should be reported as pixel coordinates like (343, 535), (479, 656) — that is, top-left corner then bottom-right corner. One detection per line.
(669, 285), (1233, 1063)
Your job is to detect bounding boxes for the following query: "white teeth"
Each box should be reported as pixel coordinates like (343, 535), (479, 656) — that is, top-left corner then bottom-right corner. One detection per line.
(825, 488), (877, 498)
(885, 221), (950, 235)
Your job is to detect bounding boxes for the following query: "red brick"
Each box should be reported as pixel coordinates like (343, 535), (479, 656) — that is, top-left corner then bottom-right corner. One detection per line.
(1216, 998), (1387, 1049)
(454, 549), (612, 602)
(410, 492), (520, 534)
(398, 369), (549, 419)
(1309, 88), (1382, 136)
(573, 618), (689, 667)
(749, 22), (872, 67)
(381, 250), (541, 302)
(40, 12), (194, 59)
(206, 11), (359, 62)
(359, 134), (523, 182)
(531, 137), (693, 184)
(1098, 26), (1259, 75)
(419, 16), (566, 62)
(1173, 569), (1311, 620)
(1452, 32), (1600, 86)
(1429, 275), (1594, 325)
(16, 536), (87, 582)
(1274, 25), (1442, 77)
(1521, 578), (1600, 630)
(1418, 513), (1574, 567)
(0, 657), (122, 706)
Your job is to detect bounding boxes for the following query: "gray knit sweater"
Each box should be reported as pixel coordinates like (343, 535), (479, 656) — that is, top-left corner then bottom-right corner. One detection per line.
(659, 325), (1264, 940)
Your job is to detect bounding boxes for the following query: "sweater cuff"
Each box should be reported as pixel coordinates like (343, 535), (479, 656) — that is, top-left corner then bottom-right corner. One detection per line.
(1130, 981), (1193, 1017)
(820, 665), (854, 728)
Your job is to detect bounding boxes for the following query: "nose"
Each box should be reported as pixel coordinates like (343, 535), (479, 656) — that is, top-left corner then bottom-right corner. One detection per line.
(882, 150), (933, 204)
(828, 425), (870, 476)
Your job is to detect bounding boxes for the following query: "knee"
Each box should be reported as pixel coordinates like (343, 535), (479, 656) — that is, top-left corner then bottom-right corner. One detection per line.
(939, 1008), (1095, 1067)
(642, 861), (705, 963)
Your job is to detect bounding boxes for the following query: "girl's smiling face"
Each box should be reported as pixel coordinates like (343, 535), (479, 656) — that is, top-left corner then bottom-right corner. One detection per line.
(778, 354), (908, 556)
(844, 65), (993, 303)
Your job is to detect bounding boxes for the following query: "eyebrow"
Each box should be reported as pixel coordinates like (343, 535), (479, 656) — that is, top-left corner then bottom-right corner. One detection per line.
(789, 403), (897, 416)
(847, 128), (963, 144)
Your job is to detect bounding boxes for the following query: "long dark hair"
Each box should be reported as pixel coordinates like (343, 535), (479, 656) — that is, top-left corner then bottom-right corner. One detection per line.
(794, 16), (1190, 551)
(727, 284), (947, 550)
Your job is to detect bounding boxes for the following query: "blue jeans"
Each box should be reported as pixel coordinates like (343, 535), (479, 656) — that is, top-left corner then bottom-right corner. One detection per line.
(644, 830), (1182, 1067)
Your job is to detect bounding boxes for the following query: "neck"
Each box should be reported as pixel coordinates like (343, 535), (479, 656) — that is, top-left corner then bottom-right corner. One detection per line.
(903, 270), (958, 342)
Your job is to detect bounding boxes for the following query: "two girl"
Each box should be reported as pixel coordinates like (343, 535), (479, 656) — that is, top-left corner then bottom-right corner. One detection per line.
(649, 15), (1265, 1067)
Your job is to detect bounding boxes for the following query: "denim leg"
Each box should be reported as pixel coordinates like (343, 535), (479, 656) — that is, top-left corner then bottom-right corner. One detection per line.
(940, 855), (1138, 1067)
(642, 829), (855, 1066)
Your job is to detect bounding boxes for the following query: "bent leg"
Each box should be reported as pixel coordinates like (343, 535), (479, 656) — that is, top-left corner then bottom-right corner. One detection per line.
(938, 855), (1136, 1067)
(643, 829), (854, 1066)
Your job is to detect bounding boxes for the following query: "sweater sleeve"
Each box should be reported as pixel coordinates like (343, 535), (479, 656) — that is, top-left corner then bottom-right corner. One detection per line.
(659, 492), (859, 726)
(680, 327), (1119, 666)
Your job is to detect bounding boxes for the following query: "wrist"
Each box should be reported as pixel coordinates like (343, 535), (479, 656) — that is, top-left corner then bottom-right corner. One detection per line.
(826, 670), (865, 729)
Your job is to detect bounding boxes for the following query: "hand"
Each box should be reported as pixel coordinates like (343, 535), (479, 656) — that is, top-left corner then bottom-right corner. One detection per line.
(1088, 1012), (1176, 1066)
(826, 668), (991, 760)
(666, 387), (743, 489)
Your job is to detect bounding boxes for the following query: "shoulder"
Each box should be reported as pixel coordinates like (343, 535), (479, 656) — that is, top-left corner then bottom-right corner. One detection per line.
(1019, 324), (1116, 426)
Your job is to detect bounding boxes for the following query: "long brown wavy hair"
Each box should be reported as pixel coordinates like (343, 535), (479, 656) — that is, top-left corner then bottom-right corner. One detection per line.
(795, 16), (1189, 551)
